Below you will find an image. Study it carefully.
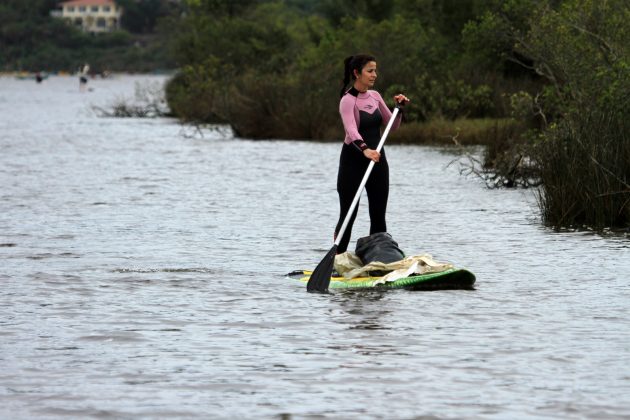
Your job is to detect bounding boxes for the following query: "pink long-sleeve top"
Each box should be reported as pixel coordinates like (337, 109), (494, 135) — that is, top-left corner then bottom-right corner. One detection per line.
(339, 87), (401, 150)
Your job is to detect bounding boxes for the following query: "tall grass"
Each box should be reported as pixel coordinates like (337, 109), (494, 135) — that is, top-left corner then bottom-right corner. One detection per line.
(389, 118), (521, 146)
(533, 108), (630, 230)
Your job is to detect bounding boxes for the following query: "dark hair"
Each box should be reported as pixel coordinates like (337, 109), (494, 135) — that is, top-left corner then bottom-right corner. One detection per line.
(340, 54), (376, 98)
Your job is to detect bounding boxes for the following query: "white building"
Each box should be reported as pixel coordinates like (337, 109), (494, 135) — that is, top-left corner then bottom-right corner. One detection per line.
(53, 0), (123, 34)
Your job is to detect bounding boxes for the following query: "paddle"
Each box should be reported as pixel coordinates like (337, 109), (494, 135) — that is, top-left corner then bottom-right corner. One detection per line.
(307, 105), (401, 293)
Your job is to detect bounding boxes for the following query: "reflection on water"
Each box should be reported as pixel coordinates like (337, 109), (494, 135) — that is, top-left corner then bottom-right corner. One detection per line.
(1, 75), (629, 419)
(333, 290), (391, 331)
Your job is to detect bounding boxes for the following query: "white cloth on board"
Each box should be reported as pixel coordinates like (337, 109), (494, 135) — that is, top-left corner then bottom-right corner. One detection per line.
(334, 252), (453, 284)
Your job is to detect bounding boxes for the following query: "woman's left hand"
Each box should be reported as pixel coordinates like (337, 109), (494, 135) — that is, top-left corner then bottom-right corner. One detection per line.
(393, 94), (410, 106)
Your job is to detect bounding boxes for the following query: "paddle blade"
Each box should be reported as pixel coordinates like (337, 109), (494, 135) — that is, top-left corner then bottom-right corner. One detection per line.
(306, 245), (337, 293)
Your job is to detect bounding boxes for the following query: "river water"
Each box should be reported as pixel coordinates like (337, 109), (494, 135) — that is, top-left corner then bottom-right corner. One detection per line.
(1, 75), (629, 419)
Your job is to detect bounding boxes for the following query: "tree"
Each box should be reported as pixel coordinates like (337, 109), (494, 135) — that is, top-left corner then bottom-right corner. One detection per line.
(115, 0), (180, 33)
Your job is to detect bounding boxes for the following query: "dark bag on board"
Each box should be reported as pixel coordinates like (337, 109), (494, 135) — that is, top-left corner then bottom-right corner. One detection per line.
(355, 232), (405, 268)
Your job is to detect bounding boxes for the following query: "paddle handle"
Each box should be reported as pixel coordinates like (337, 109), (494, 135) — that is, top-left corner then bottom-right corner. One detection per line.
(334, 106), (400, 246)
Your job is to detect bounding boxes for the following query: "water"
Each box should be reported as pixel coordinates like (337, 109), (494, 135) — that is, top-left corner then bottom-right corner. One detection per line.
(1, 75), (629, 419)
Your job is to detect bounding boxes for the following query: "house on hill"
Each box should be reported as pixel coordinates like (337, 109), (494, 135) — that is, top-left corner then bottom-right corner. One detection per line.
(51, 0), (123, 34)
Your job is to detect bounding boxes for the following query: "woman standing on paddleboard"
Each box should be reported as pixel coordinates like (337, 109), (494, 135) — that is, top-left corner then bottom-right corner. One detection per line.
(335, 54), (409, 253)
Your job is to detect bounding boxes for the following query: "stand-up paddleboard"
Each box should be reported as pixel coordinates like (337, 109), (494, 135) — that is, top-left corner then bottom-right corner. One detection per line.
(289, 268), (475, 291)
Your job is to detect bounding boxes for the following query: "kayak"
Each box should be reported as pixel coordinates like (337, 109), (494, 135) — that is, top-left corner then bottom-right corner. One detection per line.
(288, 267), (476, 291)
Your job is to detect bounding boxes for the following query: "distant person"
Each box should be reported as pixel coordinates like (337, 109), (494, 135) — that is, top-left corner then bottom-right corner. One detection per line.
(334, 54), (409, 253)
(35, 72), (43, 83)
(79, 63), (90, 91)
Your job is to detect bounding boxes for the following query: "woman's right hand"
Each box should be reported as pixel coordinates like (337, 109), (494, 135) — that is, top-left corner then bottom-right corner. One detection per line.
(363, 148), (380, 162)
(394, 94), (410, 106)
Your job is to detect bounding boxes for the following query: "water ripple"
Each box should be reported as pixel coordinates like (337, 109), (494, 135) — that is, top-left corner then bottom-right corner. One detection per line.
(1, 75), (629, 419)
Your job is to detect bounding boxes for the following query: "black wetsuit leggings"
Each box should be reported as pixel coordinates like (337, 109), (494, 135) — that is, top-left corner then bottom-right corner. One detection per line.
(334, 144), (389, 253)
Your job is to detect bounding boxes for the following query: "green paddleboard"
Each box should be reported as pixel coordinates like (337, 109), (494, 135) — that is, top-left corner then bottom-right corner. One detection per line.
(288, 267), (476, 291)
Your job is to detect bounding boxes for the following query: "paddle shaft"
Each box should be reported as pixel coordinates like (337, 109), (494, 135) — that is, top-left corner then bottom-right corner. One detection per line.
(334, 106), (400, 247)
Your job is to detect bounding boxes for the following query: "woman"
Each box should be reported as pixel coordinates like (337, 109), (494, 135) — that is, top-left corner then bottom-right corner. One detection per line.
(335, 54), (409, 253)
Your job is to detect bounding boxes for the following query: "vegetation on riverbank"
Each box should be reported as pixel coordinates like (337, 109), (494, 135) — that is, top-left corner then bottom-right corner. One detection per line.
(165, 0), (628, 231)
(389, 118), (521, 146)
(92, 80), (171, 118)
(165, 1), (538, 139)
(466, 0), (629, 229)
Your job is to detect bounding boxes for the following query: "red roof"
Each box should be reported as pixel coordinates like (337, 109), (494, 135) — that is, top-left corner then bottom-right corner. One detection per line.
(60, 0), (116, 6)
